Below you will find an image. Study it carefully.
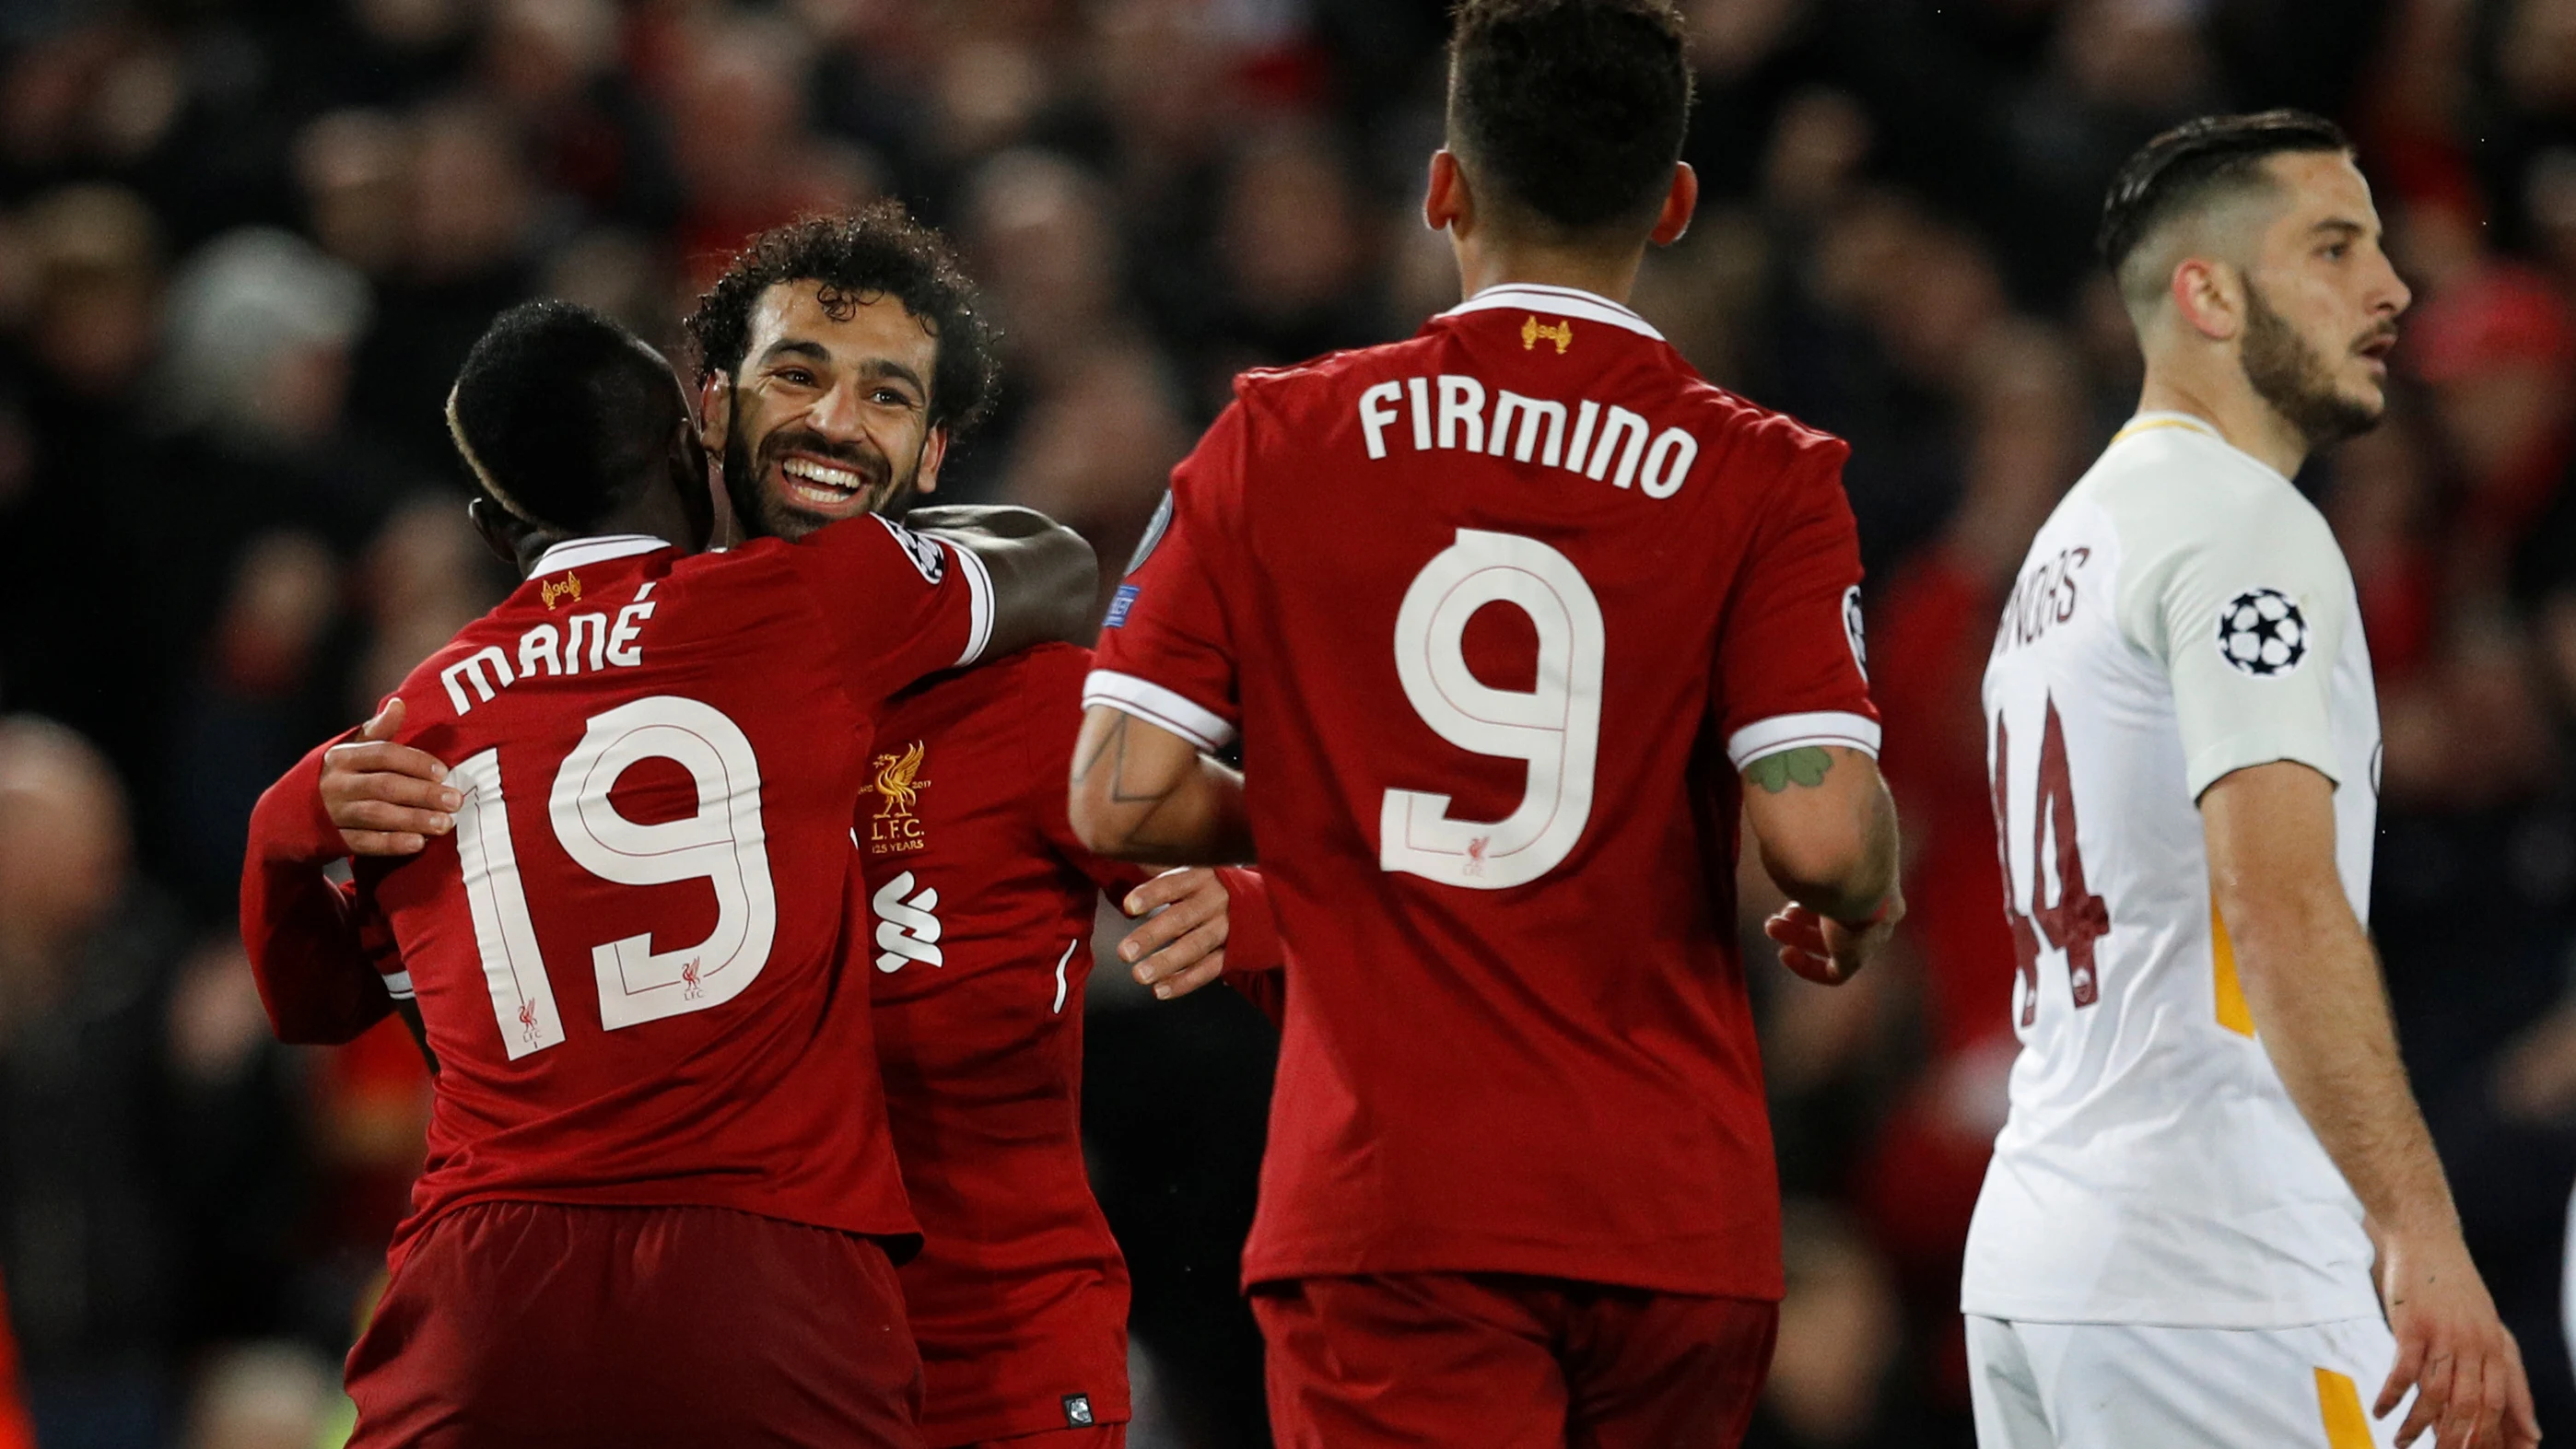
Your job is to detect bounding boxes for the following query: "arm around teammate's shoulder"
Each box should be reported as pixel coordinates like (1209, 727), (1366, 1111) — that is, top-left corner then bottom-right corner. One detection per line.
(907, 504), (1098, 655)
(2203, 761), (2538, 1449)
(1739, 744), (1902, 986)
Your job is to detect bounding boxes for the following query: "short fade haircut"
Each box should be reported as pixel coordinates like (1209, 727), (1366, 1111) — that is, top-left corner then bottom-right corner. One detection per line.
(1446, 0), (1692, 240)
(448, 299), (683, 535)
(684, 203), (1000, 438)
(2099, 110), (2353, 307)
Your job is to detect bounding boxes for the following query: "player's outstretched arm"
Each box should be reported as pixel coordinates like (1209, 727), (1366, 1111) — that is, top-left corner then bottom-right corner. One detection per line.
(907, 504), (1099, 653)
(1067, 706), (1253, 866)
(241, 730), (401, 1046)
(1739, 745), (1902, 986)
(2206, 761), (2540, 1449)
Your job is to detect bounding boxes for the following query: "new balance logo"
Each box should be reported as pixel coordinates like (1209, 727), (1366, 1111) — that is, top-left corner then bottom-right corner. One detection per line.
(872, 871), (943, 974)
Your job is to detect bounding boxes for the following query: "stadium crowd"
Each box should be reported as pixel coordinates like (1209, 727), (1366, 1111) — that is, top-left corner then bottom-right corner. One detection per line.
(0, 0), (2570, 1443)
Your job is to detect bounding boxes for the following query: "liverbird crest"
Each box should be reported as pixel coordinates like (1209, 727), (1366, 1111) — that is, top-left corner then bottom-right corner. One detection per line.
(1521, 316), (1573, 354)
(872, 742), (931, 816)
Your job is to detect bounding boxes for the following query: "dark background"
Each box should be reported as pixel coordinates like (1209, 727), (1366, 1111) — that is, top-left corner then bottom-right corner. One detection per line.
(2, 0), (2572, 1444)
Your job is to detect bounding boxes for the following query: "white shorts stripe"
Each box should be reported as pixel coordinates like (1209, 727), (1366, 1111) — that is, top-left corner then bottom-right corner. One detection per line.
(1082, 670), (1237, 752)
(1726, 710), (1881, 770)
(381, 970), (416, 1001)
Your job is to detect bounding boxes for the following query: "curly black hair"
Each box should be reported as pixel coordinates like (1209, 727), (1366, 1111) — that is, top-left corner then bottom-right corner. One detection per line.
(2099, 110), (2351, 300)
(683, 202), (1001, 437)
(1446, 0), (1692, 240)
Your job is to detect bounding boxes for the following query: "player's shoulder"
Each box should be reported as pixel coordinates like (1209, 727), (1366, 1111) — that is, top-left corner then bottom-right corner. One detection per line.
(2078, 420), (2336, 559)
(1675, 381), (1850, 482)
(885, 639), (1091, 733)
(1228, 334), (1430, 415)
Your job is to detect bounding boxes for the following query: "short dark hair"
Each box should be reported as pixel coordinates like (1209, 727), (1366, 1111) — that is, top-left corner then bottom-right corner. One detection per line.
(684, 203), (1000, 438)
(2098, 110), (2353, 290)
(448, 299), (685, 534)
(1446, 0), (1692, 239)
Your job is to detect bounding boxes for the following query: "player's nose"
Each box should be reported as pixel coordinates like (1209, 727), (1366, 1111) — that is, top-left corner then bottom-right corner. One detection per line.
(806, 380), (867, 438)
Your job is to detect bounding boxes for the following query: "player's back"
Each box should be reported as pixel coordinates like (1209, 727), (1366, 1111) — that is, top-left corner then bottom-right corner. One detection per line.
(1965, 414), (2382, 1327)
(365, 522), (984, 1257)
(1093, 285), (1877, 1296)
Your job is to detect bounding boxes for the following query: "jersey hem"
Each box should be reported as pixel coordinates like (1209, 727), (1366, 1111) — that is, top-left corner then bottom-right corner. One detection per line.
(395, 1189), (921, 1268)
(920, 1396), (1133, 1449)
(1083, 670), (1237, 751)
(1726, 710), (1881, 769)
(2185, 732), (2345, 800)
(1243, 1241), (1784, 1302)
(1957, 1289), (2383, 1331)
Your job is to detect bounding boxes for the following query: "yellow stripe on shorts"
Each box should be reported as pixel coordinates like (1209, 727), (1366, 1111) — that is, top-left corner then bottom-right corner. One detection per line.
(2315, 1366), (2375, 1449)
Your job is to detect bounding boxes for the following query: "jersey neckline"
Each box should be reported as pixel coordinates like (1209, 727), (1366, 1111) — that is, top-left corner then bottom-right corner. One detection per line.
(1443, 283), (1665, 342)
(2110, 412), (2292, 485)
(528, 534), (673, 575)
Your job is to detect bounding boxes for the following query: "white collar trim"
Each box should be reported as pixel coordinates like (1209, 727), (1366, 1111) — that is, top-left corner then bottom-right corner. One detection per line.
(1444, 283), (1665, 341)
(2110, 411), (2291, 484)
(529, 534), (672, 575)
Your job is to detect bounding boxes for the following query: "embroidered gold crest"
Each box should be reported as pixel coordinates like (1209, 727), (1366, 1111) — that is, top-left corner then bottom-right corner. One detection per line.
(1522, 316), (1572, 354)
(540, 573), (582, 610)
(868, 742), (931, 856)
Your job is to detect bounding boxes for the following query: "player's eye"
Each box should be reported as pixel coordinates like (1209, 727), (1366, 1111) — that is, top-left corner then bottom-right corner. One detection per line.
(774, 367), (818, 387)
(871, 387), (916, 408)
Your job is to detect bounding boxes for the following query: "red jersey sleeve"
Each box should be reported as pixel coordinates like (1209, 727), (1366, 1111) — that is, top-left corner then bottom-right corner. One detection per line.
(1213, 866), (1284, 1028)
(779, 512), (994, 702)
(1713, 437), (1881, 769)
(240, 734), (397, 1046)
(1083, 403), (1247, 752)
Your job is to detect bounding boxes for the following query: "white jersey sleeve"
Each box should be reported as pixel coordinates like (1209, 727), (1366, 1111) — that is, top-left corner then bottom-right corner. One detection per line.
(2113, 483), (2357, 800)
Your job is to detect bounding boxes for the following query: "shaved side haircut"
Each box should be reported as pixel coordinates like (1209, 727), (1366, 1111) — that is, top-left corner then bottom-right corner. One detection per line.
(2098, 111), (2353, 315)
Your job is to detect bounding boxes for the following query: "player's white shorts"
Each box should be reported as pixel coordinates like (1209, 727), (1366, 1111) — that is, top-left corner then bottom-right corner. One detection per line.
(1966, 1314), (2404, 1448)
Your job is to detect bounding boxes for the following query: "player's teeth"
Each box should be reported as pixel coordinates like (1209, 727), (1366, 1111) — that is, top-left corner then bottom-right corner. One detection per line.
(784, 459), (862, 491)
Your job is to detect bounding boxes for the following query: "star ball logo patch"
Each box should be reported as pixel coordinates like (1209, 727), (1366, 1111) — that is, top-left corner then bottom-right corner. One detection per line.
(1062, 1394), (1095, 1427)
(878, 515), (947, 584)
(2217, 588), (2307, 676)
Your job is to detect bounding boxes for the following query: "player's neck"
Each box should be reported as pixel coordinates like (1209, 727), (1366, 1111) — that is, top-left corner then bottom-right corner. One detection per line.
(1451, 240), (1645, 310)
(2133, 366), (2309, 480)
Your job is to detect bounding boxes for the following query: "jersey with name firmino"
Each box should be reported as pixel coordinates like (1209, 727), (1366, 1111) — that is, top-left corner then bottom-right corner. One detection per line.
(1089, 283), (1879, 1298)
(1965, 414), (2382, 1327)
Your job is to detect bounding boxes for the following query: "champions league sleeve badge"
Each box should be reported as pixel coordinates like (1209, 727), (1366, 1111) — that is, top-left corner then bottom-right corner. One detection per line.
(2216, 588), (2308, 676)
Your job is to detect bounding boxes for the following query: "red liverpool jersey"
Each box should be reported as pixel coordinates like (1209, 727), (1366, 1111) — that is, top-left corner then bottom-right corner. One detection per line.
(351, 519), (992, 1262)
(861, 641), (1276, 1446)
(1087, 283), (1879, 1300)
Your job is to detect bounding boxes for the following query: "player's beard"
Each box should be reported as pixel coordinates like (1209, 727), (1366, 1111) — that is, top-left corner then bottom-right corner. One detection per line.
(724, 399), (917, 543)
(2240, 282), (2385, 453)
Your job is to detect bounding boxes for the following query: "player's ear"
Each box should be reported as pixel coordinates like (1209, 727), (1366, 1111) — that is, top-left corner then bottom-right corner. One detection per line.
(2171, 256), (2244, 342)
(1425, 149), (1469, 235)
(697, 371), (732, 454)
(469, 496), (553, 577)
(913, 426), (950, 498)
(1649, 162), (1697, 247)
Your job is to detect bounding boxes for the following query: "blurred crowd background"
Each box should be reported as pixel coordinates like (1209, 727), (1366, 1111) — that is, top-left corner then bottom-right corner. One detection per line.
(0, 0), (2570, 1443)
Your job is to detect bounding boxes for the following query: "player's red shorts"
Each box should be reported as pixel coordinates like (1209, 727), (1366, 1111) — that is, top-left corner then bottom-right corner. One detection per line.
(346, 1199), (924, 1448)
(946, 1428), (1125, 1449)
(1253, 1274), (1776, 1449)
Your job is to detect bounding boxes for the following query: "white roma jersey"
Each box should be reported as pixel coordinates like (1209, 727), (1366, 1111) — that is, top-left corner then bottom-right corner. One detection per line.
(1961, 412), (2384, 1327)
